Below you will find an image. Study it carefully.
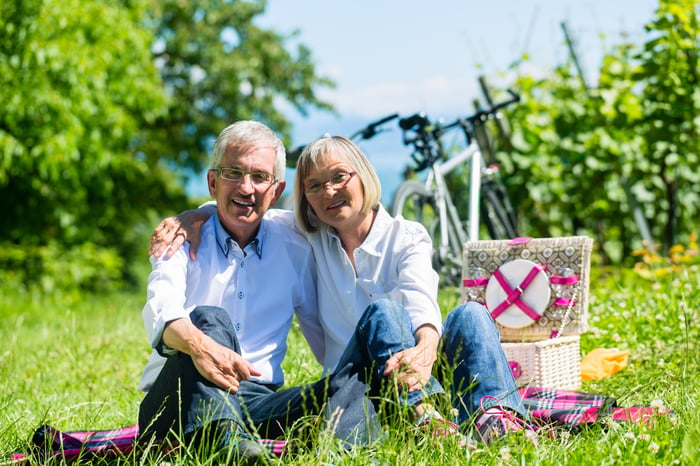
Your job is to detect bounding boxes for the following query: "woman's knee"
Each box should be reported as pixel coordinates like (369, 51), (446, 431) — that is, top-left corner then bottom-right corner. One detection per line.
(444, 301), (495, 335)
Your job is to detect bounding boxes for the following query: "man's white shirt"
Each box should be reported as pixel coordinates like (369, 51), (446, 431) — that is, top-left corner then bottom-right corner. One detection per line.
(139, 211), (323, 392)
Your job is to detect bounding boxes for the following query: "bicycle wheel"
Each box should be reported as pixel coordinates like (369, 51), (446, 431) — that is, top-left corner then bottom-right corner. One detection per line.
(391, 180), (463, 285)
(481, 182), (518, 239)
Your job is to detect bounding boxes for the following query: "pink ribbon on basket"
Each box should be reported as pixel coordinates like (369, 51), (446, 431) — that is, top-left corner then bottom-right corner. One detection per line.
(550, 274), (579, 285)
(550, 274), (579, 308)
(508, 361), (522, 379)
(489, 263), (547, 321)
(507, 237), (532, 245)
(553, 297), (577, 307)
(463, 277), (489, 288)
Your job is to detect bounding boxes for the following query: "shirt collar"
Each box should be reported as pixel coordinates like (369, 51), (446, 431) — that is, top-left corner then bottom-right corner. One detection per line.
(359, 205), (390, 256)
(213, 213), (265, 259)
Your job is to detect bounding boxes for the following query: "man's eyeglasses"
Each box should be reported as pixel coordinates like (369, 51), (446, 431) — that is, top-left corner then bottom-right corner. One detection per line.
(304, 171), (356, 196)
(214, 168), (276, 186)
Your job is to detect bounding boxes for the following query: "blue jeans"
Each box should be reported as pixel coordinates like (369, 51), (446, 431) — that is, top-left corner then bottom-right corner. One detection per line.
(333, 299), (445, 407)
(339, 299), (527, 426)
(138, 306), (383, 447)
(442, 301), (527, 425)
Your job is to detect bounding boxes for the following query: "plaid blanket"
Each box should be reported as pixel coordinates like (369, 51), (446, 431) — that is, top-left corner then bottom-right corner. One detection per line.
(6, 387), (669, 464)
(518, 386), (666, 431)
(6, 424), (290, 464)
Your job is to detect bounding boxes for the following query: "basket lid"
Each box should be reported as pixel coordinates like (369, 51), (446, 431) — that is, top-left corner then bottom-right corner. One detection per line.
(485, 259), (550, 328)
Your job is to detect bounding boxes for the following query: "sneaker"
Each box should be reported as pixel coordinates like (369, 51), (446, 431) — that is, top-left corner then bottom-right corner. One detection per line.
(415, 412), (476, 450)
(474, 396), (537, 445)
(194, 419), (266, 465)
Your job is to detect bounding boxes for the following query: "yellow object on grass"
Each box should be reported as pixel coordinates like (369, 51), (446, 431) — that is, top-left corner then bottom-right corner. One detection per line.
(580, 348), (631, 381)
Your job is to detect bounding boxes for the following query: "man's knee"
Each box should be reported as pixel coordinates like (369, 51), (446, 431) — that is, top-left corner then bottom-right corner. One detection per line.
(189, 306), (239, 350)
(190, 306), (231, 328)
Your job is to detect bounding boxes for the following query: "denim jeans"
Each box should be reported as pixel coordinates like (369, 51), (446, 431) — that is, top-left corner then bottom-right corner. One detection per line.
(138, 306), (383, 447)
(442, 301), (527, 425)
(338, 299), (527, 426)
(138, 300), (525, 446)
(333, 299), (445, 407)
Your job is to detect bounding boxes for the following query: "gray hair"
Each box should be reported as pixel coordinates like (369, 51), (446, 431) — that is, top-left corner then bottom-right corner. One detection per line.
(211, 121), (286, 181)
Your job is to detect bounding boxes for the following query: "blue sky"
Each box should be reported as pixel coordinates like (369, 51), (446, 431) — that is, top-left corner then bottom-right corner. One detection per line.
(189, 0), (659, 201)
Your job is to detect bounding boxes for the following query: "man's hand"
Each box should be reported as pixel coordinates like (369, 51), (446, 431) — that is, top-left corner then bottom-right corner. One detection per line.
(150, 206), (214, 260)
(162, 319), (261, 392)
(189, 338), (261, 392)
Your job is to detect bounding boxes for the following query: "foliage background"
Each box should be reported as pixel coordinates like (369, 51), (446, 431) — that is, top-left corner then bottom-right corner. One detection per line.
(497, 0), (699, 264)
(0, 0), (332, 293)
(1, 0), (698, 291)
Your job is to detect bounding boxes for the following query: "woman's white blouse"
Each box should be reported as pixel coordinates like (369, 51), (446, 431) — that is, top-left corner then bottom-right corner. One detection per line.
(304, 205), (442, 372)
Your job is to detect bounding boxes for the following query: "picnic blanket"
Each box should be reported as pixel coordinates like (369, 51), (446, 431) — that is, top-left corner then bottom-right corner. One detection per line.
(7, 387), (670, 464)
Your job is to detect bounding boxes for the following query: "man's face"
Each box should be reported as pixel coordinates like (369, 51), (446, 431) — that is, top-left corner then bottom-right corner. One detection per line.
(207, 144), (285, 246)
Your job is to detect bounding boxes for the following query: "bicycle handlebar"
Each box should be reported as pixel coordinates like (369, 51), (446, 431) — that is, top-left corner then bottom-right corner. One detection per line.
(398, 90), (520, 171)
(439, 89), (520, 135)
(350, 113), (400, 141)
(286, 113), (400, 167)
(398, 112), (430, 131)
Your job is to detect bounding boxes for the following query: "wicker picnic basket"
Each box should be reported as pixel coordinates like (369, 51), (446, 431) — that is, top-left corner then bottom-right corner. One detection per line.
(461, 236), (593, 341)
(502, 335), (582, 390)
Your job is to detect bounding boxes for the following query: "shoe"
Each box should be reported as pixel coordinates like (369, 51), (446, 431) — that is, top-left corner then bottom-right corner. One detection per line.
(474, 396), (537, 445)
(193, 419), (265, 465)
(415, 411), (476, 450)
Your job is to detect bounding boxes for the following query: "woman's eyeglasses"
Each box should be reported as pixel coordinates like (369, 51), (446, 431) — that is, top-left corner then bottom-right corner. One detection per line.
(304, 171), (356, 196)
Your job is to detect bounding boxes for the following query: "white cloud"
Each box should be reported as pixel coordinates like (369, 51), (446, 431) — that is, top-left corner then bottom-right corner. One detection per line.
(321, 76), (484, 121)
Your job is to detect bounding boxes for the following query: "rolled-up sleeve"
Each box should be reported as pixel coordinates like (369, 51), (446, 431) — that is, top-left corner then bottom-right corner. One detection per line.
(396, 223), (443, 336)
(142, 246), (191, 352)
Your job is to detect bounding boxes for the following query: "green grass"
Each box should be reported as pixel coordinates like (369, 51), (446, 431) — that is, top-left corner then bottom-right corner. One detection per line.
(1, 265), (698, 465)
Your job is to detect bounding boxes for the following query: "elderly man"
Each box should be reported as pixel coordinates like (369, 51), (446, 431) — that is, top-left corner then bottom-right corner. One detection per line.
(138, 121), (379, 464)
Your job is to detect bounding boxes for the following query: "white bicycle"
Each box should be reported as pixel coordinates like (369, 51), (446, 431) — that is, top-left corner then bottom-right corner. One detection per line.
(391, 91), (521, 285)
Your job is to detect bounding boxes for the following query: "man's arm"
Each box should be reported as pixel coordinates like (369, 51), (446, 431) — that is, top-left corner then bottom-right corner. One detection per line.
(162, 318), (260, 392)
(150, 203), (216, 260)
(143, 239), (260, 392)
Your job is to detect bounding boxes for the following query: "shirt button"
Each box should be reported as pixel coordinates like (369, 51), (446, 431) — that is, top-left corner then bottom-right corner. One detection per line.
(238, 291), (244, 299)
(240, 261), (245, 268)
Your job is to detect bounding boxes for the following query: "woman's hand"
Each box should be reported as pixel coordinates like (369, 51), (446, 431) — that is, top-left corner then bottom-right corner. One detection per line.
(383, 324), (439, 392)
(149, 206), (215, 260)
(383, 344), (437, 392)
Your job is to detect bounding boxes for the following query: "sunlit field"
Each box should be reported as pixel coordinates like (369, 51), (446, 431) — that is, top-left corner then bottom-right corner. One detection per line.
(1, 262), (697, 465)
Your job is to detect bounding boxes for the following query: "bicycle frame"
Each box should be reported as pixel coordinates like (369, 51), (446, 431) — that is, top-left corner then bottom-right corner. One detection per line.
(393, 90), (520, 284)
(422, 140), (483, 262)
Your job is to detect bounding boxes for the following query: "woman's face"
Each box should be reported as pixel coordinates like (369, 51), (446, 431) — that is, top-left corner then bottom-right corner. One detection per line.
(302, 153), (365, 230)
